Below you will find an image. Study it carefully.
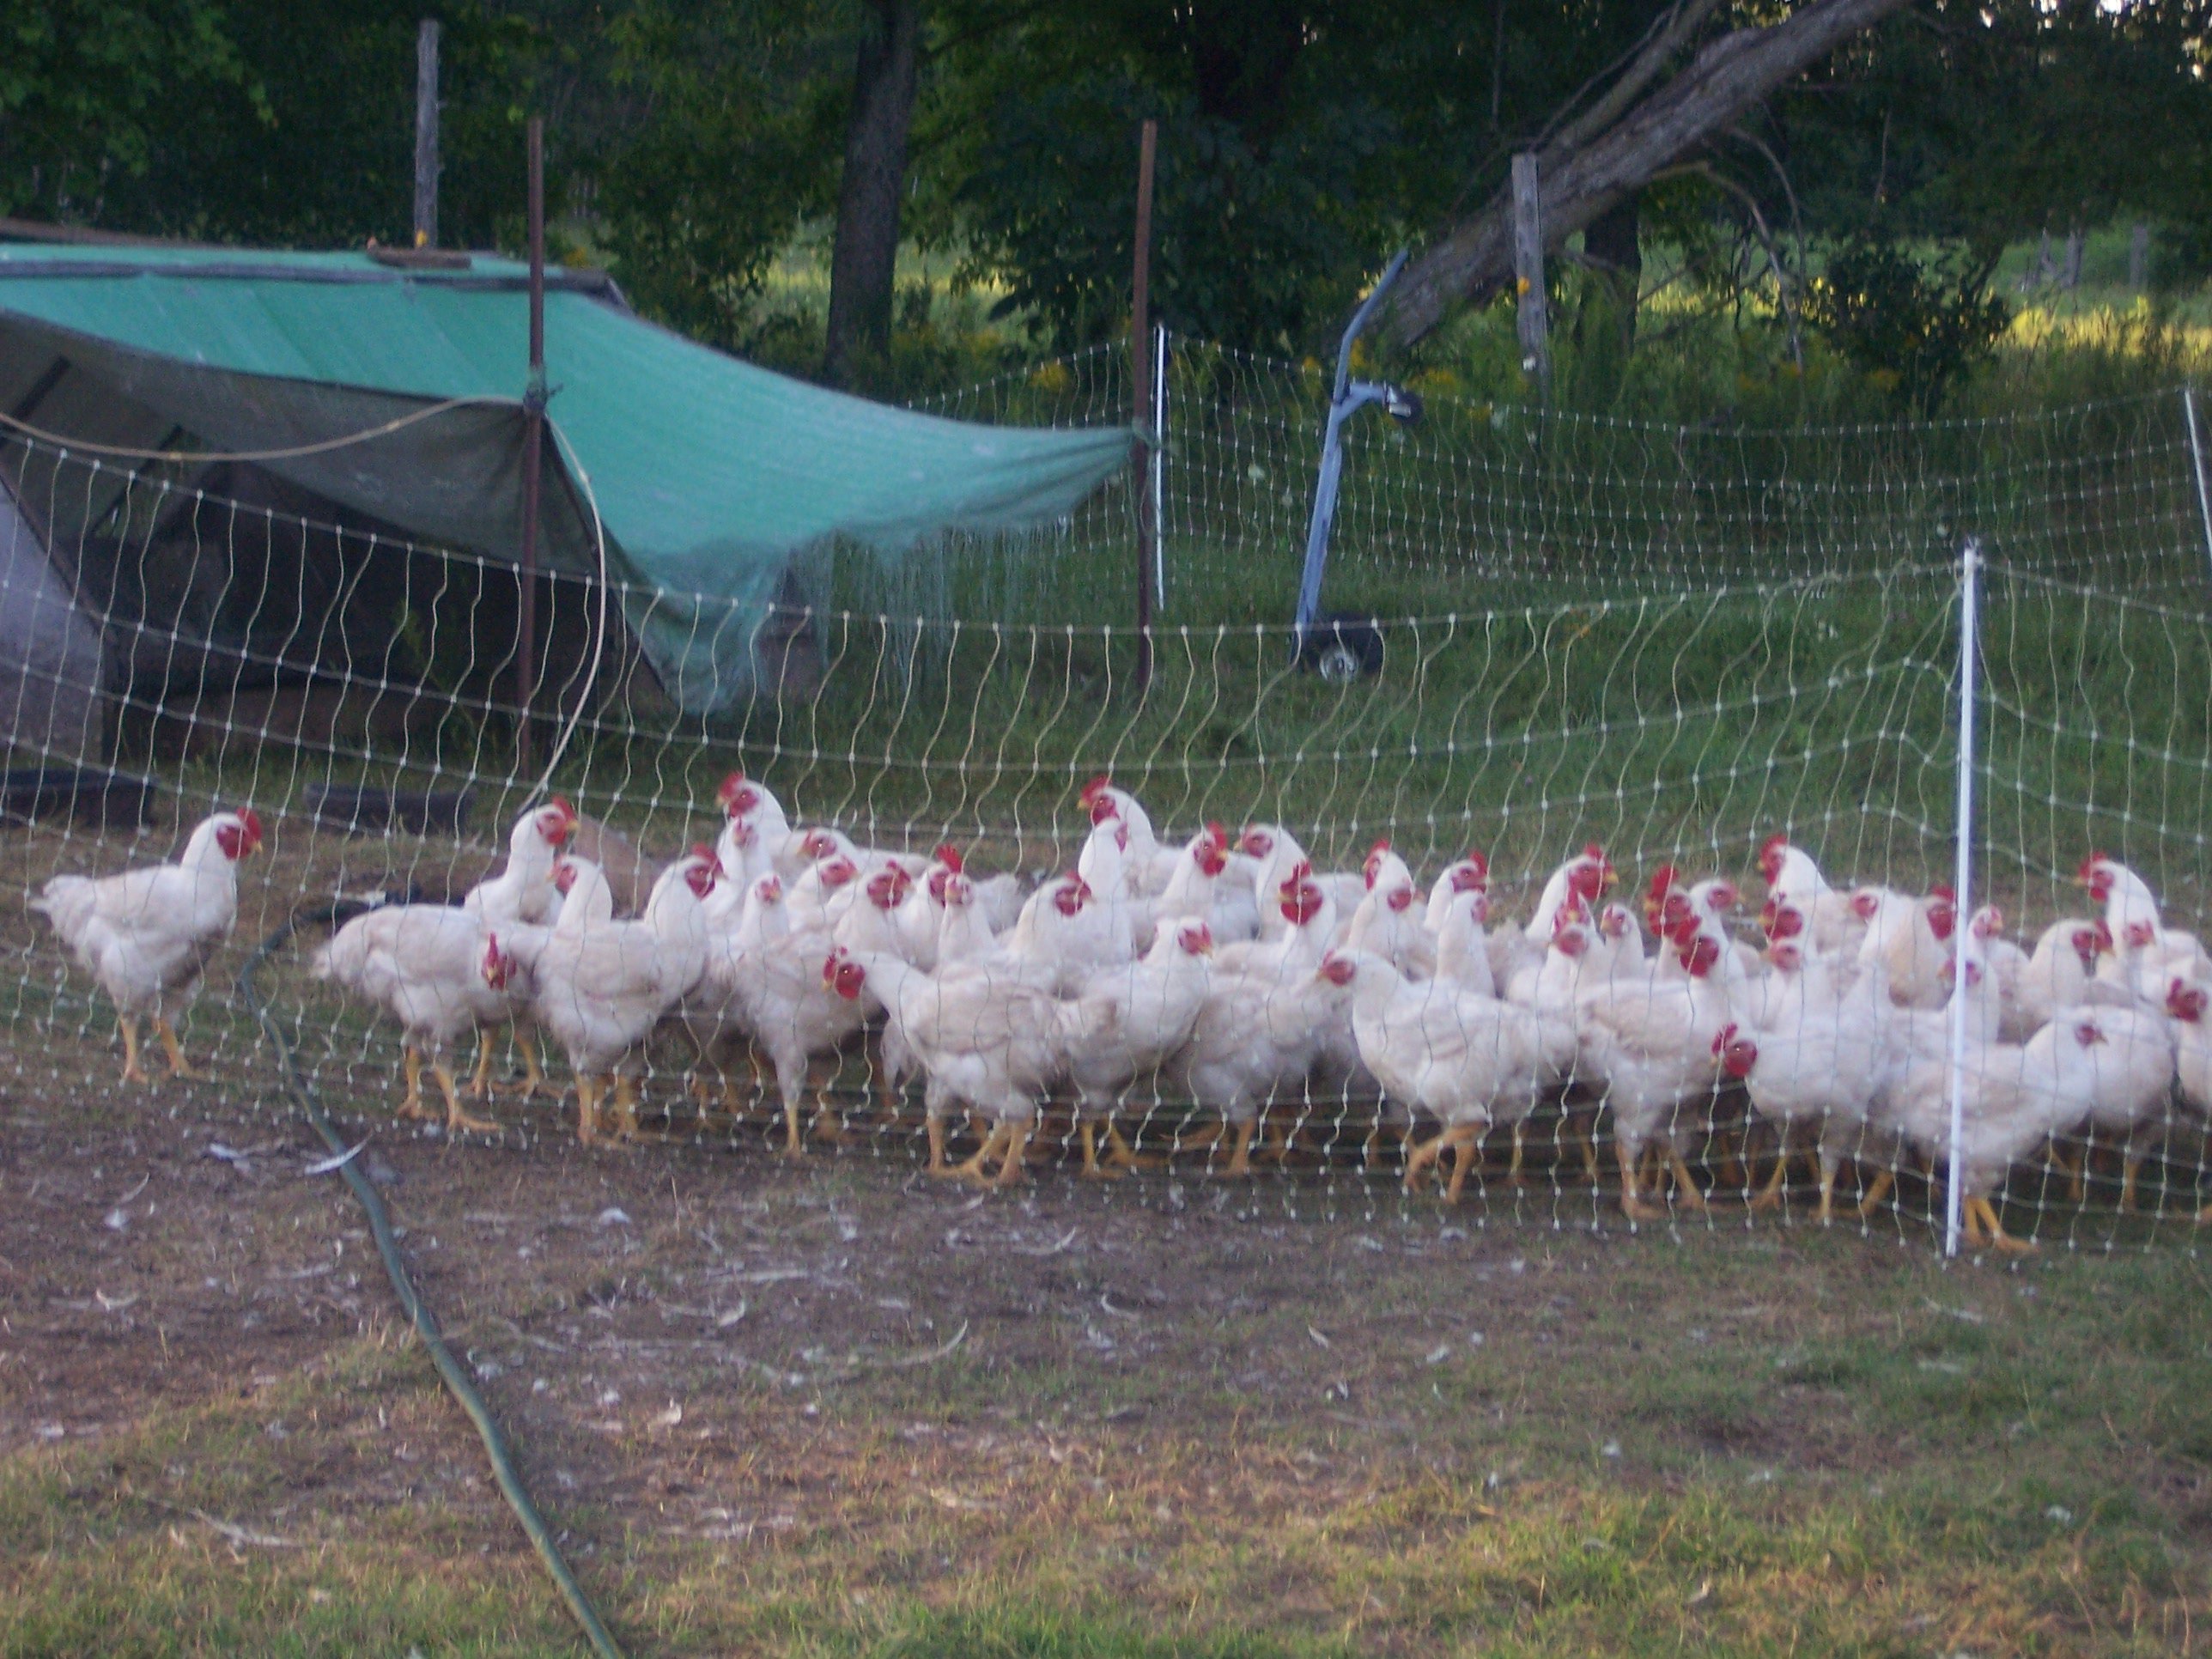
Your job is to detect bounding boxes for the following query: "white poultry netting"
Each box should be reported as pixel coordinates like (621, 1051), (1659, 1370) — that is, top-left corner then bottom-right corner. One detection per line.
(3, 375), (2211, 1254)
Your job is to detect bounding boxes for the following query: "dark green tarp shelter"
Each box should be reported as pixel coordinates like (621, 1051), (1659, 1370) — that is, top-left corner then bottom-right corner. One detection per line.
(0, 240), (1129, 734)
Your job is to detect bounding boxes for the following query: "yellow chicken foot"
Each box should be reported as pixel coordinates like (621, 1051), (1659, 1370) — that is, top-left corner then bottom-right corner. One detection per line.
(1079, 1121), (1128, 1180)
(153, 1016), (199, 1080)
(1747, 1139), (1793, 1213)
(1177, 1120), (1228, 1159)
(1667, 1147), (1710, 1211)
(1618, 1140), (1665, 1223)
(514, 1038), (556, 1098)
(1968, 1195), (2035, 1254)
(1856, 1167), (1897, 1219)
(117, 1014), (151, 1085)
(957, 1121), (1012, 1182)
(994, 1121), (1033, 1188)
(2118, 1152), (2145, 1214)
(1440, 1124), (1485, 1204)
(1402, 1131), (1447, 1192)
(611, 1075), (655, 1141)
(779, 1097), (807, 1158)
(433, 1060), (501, 1135)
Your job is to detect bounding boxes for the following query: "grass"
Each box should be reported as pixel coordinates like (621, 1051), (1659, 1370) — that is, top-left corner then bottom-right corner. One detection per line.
(7, 1218), (2209, 1656)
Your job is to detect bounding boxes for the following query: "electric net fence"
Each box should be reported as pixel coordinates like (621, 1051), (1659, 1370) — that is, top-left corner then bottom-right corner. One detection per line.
(4, 349), (2212, 1251)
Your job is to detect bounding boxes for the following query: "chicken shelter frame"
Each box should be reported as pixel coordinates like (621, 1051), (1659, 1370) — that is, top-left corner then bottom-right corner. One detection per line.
(0, 238), (1134, 751)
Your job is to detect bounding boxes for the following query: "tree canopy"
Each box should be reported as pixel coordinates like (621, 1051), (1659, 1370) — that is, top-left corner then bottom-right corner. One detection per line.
(2, 0), (2207, 379)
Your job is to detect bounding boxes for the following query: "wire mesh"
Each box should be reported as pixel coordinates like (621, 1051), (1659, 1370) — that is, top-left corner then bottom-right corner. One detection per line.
(4, 368), (2210, 1250)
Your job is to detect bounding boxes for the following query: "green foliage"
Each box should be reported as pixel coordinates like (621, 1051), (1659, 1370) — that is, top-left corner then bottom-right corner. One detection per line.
(592, 0), (851, 353)
(1804, 238), (2012, 415)
(0, 0), (258, 218)
(954, 71), (1399, 355)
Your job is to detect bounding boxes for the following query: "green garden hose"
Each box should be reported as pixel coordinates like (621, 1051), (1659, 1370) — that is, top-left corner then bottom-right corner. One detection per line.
(239, 902), (625, 1659)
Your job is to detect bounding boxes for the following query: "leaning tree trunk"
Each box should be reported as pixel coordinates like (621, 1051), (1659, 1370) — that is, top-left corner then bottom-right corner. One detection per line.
(823, 0), (922, 388)
(1389, 0), (1911, 345)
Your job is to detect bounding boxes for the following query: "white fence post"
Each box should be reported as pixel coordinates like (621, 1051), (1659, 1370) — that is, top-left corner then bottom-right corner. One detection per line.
(1153, 323), (1169, 611)
(1944, 538), (1983, 1258)
(2185, 386), (2212, 584)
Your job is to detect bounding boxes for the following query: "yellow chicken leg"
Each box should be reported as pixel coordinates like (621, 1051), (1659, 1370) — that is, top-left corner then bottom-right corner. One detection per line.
(1079, 1121), (1127, 1180)
(1217, 1119), (1257, 1178)
(1619, 1140), (1665, 1223)
(118, 1014), (150, 1085)
(1440, 1124), (1485, 1204)
(1748, 1141), (1793, 1213)
(434, 1060), (501, 1135)
(574, 1075), (605, 1146)
(994, 1120), (1032, 1188)
(466, 1029), (495, 1100)
(1667, 1147), (1710, 1211)
(1815, 1153), (1842, 1224)
(1968, 1194), (2035, 1254)
(398, 1043), (431, 1120)
(956, 1121), (1011, 1182)
(1856, 1167), (1897, 1218)
(925, 1114), (960, 1176)
(1504, 1121), (1528, 1187)
(153, 1016), (199, 1080)
(2118, 1152), (2145, 1214)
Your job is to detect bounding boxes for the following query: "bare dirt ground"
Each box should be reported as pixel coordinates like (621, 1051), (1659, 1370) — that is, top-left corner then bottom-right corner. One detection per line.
(7, 1018), (2212, 1656)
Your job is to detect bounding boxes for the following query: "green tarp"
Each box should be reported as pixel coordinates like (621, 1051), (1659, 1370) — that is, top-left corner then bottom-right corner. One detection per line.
(0, 244), (1131, 708)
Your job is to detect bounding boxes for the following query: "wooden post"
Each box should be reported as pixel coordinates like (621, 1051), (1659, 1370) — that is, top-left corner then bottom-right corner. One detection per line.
(413, 20), (440, 249)
(1130, 118), (1158, 695)
(516, 117), (545, 772)
(2062, 226), (2084, 290)
(1510, 154), (1551, 397)
(2130, 221), (2151, 291)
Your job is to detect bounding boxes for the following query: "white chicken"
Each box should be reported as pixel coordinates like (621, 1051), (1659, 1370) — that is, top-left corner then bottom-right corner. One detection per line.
(1574, 912), (1746, 1220)
(313, 902), (517, 1135)
(1061, 917), (1216, 1176)
(828, 945), (1085, 1186)
(1237, 823), (1367, 942)
(1334, 947), (1575, 1202)
(1077, 775), (1186, 896)
(2081, 853), (2210, 1002)
(1998, 916), (2110, 1040)
(1756, 834), (1863, 955)
(1741, 920), (1889, 1220)
(32, 807), (263, 1082)
(719, 870), (875, 1155)
(1164, 872), (1342, 1176)
(460, 796), (578, 1096)
(1343, 842), (1434, 979)
(714, 771), (796, 884)
(2058, 1002), (2177, 1212)
(492, 850), (718, 1144)
(1850, 884), (1957, 1009)
(1005, 871), (1124, 995)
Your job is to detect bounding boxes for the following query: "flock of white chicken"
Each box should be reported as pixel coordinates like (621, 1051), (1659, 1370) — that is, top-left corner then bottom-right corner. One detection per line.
(28, 772), (2212, 1248)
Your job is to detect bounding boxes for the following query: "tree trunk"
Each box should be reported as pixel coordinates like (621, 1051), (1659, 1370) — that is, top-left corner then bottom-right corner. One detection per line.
(822, 0), (922, 388)
(1579, 191), (1642, 347)
(1388, 0), (1912, 345)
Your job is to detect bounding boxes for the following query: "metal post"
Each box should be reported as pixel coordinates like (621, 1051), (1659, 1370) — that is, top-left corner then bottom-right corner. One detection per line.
(1130, 118), (1158, 694)
(2185, 387), (2212, 586)
(1152, 322), (1168, 611)
(516, 117), (546, 773)
(413, 20), (440, 249)
(1943, 538), (1983, 1258)
(1510, 154), (1551, 398)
